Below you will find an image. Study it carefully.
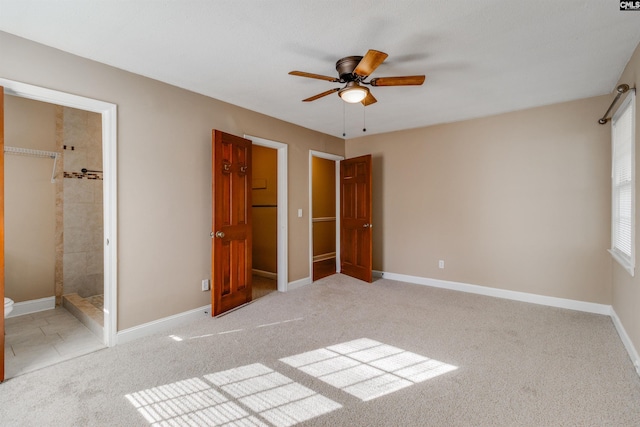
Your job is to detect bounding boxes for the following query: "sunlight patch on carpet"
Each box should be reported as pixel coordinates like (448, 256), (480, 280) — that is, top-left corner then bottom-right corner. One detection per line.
(125, 339), (455, 425)
(280, 338), (458, 401)
(167, 318), (304, 342)
(126, 364), (340, 427)
(257, 317), (304, 328)
(125, 377), (260, 426)
(205, 363), (341, 426)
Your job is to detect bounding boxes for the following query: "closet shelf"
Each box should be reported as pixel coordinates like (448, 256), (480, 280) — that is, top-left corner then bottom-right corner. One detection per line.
(4, 146), (60, 183)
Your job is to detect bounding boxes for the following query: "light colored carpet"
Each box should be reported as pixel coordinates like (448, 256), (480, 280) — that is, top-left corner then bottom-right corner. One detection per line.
(252, 275), (278, 300)
(1, 274), (639, 426)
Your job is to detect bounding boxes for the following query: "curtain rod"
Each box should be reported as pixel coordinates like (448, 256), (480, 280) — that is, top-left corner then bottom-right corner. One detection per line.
(598, 84), (635, 125)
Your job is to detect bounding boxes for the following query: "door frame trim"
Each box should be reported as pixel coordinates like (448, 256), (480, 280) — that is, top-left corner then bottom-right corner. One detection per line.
(1, 78), (118, 347)
(244, 135), (288, 292)
(309, 150), (344, 281)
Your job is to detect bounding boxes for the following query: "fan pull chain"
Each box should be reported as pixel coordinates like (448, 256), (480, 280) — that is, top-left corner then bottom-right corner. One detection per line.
(343, 101), (346, 137)
(363, 105), (367, 133)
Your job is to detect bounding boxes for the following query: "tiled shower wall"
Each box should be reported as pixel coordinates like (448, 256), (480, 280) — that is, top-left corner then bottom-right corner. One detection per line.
(55, 107), (103, 301)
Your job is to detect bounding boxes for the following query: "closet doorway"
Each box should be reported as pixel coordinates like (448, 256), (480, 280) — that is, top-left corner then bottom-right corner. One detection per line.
(309, 151), (343, 281)
(245, 135), (288, 293)
(251, 144), (278, 299)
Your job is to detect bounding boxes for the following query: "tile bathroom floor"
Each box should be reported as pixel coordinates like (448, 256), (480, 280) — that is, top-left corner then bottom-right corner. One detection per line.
(4, 307), (106, 379)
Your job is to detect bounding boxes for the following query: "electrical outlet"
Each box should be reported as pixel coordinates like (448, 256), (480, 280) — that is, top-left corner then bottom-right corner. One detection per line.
(438, 260), (445, 269)
(201, 279), (210, 291)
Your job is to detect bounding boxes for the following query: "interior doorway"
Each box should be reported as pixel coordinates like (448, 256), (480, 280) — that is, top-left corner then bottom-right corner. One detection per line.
(1, 78), (117, 356)
(250, 144), (278, 299)
(5, 97), (106, 311)
(309, 151), (343, 281)
(245, 135), (288, 293)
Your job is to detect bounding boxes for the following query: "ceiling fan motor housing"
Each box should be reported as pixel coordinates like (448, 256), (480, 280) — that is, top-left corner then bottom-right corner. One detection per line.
(336, 56), (364, 81)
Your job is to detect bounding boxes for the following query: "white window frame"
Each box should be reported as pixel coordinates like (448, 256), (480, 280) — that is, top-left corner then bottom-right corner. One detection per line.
(609, 90), (636, 276)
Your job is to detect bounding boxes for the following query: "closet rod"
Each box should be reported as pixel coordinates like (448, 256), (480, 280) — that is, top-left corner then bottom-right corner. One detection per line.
(4, 145), (58, 158)
(598, 84), (635, 124)
(3, 146), (60, 183)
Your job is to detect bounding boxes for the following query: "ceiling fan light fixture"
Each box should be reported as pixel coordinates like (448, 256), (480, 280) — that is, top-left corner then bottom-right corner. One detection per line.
(339, 83), (369, 103)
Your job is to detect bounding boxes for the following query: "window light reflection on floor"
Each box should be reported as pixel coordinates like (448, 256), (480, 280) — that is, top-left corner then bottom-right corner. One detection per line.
(125, 338), (456, 426)
(125, 364), (341, 427)
(280, 338), (458, 401)
(165, 317), (304, 343)
(125, 377), (259, 426)
(205, 363), (341, 427)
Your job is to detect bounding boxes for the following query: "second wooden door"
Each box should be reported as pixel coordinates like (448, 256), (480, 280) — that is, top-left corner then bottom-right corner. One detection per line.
(340, 154), (372, 283)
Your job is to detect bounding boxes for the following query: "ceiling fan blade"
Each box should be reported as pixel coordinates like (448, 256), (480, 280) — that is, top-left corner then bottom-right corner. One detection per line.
(361, 91), (377, 106)
(369, 75), (426, 86)
(289, 71), (339, 82)
(354, 50), (388, 77)
(302, 88), (340, 102)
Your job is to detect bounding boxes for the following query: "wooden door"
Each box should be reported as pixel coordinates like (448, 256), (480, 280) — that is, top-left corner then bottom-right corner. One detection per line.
(211, 130), (252, 316)
(340, 154), (372, 282)
(1, 87), (5, 381)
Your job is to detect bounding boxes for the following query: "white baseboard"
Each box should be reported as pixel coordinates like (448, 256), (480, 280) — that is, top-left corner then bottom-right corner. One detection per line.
(377, 270), (611, 315)
(287, 276), (312, 291)
(110, 270), (640, 379)
(7, 296), (56, 318)
(252, 269), (277, 280)
(376, 270), (640, 378)
(610, 308), (640, 376)
(116, 274), (313, 344)
(116, 273), (313, 344)
(116, 305), (211, 345)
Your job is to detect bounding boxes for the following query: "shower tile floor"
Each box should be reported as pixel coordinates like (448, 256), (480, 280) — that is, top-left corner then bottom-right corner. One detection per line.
(86, 294), (104, 310)
(4, 307), (106, 379)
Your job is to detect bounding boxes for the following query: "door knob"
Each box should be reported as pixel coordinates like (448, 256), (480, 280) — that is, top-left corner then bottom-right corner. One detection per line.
(363, 223), (372, 228)
(214, 231), (225, 238)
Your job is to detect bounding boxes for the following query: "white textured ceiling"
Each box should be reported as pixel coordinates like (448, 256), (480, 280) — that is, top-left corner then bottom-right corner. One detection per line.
(1, 1), (640, 138)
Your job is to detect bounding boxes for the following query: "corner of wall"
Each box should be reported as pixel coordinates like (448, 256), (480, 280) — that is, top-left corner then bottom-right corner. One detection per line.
(610, 307), (640, 377)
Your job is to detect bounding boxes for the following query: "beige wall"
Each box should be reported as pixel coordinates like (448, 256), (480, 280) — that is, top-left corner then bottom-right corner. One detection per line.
(312, 157), (336, 218)
(346, 95), (613, 304)
(612, 41), (640, 366)
(4, 95), (57, 302)
(4, 28), (633, 359)
(0, 31), (344, 329)
(252, 145), (277, 274)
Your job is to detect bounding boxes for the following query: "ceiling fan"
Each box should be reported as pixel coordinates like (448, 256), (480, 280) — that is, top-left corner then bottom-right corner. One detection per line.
(289, 49), (425, 106)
